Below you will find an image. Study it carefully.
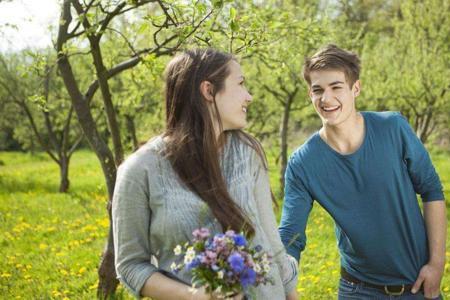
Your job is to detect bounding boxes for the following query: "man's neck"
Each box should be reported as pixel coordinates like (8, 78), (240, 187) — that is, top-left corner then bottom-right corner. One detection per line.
(320, 112), (365, 155)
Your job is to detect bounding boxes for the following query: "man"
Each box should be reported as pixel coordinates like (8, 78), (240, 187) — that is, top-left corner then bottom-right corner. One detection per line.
(279, 44), (446, 299)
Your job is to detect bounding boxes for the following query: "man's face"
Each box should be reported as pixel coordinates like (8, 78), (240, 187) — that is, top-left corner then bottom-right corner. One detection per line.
(309, 69), (360, 127)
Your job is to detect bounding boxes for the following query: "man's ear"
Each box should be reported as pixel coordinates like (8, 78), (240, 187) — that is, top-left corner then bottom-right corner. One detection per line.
(353, 80), (361, 97)
(200, 81), (214, 102)
(308, 87), (313, 99)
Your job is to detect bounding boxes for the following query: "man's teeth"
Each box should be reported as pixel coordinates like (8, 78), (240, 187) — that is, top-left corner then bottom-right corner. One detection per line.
(322, 106), (340, 112)
(242, 107), (247, 113)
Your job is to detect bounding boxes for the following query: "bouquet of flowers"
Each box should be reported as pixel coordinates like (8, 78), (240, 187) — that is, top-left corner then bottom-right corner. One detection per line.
(171, 228), (273, 298)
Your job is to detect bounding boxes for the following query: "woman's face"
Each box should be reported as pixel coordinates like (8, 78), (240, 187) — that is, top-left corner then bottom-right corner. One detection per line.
(213, 60), (253, 133)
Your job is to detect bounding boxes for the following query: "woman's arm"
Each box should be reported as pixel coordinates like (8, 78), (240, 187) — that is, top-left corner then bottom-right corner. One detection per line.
(113, 156), (203, 299)
(140, 272), (208, 300)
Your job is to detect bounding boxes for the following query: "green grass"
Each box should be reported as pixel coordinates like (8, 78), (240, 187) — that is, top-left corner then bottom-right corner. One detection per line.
(0, 149), (449, 299)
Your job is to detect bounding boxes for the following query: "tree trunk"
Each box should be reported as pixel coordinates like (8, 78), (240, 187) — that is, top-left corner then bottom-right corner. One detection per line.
(279, 98), (293, 196)
(59, 155), (70, 193)
(97, 208), (117, 299)
(90, 40), (124, 165)
(125, 114), (139, 151)
(57, 31), (119, 298)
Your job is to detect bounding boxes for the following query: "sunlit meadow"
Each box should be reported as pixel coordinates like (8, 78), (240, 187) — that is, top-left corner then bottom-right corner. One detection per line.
(0, 149), (449, 299)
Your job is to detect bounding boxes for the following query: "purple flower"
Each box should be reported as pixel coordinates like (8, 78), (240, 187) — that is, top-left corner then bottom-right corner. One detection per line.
(200, 250), (217, 265)
(212, 235), (227, 253)
(240, 267), (256, 287)
(225, 230), (236, 237)
(228, 252), (244, 273)
(233, 234), (247, 247)
(192, 228), (210, 240)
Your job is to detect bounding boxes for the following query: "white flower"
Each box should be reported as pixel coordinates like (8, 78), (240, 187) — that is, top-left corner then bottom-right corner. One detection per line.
(254, 263), (261, 273)
(170, 262), (178, 271)
(263, 263), (270, 273)
(217, 270), (224, 279)
(184, 247), (195, 264)
(174, 245), (182, 256)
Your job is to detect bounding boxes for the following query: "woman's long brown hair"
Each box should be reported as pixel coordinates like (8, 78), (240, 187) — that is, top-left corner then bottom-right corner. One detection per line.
(163, 49), (264, 237)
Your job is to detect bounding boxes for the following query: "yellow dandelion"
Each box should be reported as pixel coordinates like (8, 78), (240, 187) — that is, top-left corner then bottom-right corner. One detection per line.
(47, 226), (56, 233)
(52, 290), (61, 297)
(97, 218), (109, 228)
(1, 273), (12, 278)
(39, 243), (48, 250)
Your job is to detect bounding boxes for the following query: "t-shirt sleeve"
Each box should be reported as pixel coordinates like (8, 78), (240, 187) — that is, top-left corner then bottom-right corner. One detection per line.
(396, 113), (444, 202)
(279, 154), (314, 262)
(112, 157), (158, 298)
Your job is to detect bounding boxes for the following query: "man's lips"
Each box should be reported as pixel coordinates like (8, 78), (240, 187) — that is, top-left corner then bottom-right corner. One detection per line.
(321, 105), (340, 112)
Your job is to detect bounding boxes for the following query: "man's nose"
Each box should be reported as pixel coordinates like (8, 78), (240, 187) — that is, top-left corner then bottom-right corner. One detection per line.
(321, 89), (332, 103)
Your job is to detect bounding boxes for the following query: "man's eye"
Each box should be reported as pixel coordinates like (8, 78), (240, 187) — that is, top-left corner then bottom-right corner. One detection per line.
(313, 90), (323, 94)
(333, 86), (342, 90)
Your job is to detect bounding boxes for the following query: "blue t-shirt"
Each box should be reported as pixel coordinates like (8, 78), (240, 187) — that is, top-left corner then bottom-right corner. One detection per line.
(279, 111), (444, 285)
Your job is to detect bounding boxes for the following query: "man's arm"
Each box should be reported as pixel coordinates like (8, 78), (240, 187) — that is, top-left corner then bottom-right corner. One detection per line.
(279, 157), (313, 262)
(412, 200), (447, 298)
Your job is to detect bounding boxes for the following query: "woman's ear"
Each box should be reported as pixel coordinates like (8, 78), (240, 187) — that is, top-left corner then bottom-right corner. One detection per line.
(200, 81), (214, 102)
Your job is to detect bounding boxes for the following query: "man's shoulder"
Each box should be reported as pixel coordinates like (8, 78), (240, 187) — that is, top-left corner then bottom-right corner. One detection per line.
(364, 111), (404, 127)
(289, 133), (322, 165)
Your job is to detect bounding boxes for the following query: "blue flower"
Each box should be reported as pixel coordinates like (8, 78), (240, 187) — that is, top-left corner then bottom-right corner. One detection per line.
(186, 255), (201, 270)
(227, 252), (244, 273)
(233, 234), (247, 247)
(240, 267), (256, 287)
(254, 245), (262, 252)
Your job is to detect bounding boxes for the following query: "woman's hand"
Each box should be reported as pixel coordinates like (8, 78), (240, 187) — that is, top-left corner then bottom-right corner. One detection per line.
(286, 289), (299, 300)
(190, 286), (244, 300)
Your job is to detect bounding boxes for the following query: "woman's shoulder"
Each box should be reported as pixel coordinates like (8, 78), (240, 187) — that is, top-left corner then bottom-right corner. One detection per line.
(227, 131), (266, 170)
(117, 135), (165, 179)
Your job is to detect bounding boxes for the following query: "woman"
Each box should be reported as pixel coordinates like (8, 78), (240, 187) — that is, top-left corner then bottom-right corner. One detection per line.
(112, 48), (298, 299)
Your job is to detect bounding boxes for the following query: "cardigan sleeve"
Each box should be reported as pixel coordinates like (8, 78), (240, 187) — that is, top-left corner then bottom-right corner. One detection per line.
(251, 150), (298, 295)
(112, 154), (159, 298)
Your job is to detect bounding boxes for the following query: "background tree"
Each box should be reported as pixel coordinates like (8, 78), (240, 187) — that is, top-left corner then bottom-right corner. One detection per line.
(361, 0), (450, 143)
(0, 51), (83, 192)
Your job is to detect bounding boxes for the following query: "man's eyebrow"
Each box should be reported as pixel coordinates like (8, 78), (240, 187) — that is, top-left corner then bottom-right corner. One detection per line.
(312, 81), (344, 89)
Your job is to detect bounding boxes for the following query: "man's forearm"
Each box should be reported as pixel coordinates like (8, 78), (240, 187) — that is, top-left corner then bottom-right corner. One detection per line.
(423, 201), (447, 267)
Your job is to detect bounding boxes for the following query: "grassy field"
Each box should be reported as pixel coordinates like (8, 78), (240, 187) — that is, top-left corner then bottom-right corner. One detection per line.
(0, 149), (449, 299)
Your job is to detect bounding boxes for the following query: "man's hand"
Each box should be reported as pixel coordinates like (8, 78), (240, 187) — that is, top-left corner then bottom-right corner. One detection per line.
(411, 262), (444, 298)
